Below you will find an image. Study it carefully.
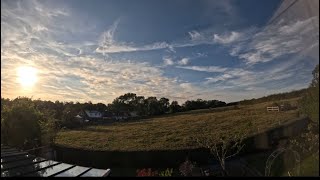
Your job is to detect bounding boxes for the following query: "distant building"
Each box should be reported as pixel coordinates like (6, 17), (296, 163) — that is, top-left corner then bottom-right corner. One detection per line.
(77, 110), (103, 122)
(77, 110), (139, 123)
(84, 110), (103, 118)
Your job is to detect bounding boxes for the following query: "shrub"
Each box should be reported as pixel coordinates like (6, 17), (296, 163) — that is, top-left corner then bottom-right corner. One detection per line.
(136, 168), (158, 176)
(159, 168), (173, 176)
(1, 101), (42, 150)
(179, 158), (196, 176)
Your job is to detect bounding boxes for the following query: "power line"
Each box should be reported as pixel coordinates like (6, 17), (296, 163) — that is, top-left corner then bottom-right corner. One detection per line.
(267, 0), (299, 25)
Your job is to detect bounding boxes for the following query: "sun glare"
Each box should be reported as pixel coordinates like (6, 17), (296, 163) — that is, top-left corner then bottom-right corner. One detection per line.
(17, 66), (38, 88)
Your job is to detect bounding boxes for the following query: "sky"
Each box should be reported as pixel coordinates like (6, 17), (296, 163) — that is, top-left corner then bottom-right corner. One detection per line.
(1, 0), (319, 104)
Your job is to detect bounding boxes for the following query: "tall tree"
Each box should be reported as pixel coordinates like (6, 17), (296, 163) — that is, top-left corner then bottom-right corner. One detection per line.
(145, 97), (160, 115)
(159, 97), (170, 114)
(169, 101), (181, 113)
(1, 98), (42, 149)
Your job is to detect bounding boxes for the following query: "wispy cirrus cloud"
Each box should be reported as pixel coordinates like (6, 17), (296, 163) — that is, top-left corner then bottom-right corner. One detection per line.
(1, 0), (200, 104)
(176, 65), (228, 73)
(163, 57), (174, 66)
(213, 16), (319, 65)
(95, 19), (174, 54)
(176, 57), (312, 98)
(1, 0), (318, 105)
(1, 48), (200, 103)
(178, 58), (189, 65)
(94, 0), (240, 55)
(184, 14), (318, 66)
(213, 31), (242, 44)
(188, 31), (203, 41)
(163, 57), (190, 66)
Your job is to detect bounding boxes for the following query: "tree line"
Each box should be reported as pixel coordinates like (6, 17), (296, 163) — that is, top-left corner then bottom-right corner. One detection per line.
(108, 93), (227, 116)
(1, 95), (227, 127)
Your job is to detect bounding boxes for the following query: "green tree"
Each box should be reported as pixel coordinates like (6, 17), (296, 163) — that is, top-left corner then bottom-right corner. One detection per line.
(159, 97), (170, 114)
(61, 105), (82, 129)
(300, 64), (319, 124)
(169, 101), (181, 113)
(132, 96), (146, 115)
(1, 98), (42, 150)
(145, 97), (160, 115)
(110, 93), (137, 112)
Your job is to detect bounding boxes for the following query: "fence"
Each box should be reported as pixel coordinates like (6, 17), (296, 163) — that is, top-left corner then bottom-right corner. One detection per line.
(267, 106), (279, 112)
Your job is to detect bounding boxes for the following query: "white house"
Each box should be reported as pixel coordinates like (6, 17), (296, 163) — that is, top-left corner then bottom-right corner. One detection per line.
(84, 110), (103, 119)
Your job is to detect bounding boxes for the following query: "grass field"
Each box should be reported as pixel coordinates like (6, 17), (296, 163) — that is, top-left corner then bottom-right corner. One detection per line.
(55, 98), (301, 151)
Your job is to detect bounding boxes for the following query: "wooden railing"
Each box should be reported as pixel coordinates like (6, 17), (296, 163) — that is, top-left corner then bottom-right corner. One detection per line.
(267, 106), (279, 112)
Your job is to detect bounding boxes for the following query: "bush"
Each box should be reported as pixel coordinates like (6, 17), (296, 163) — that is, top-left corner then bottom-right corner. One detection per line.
(299, 87), (319, 124)
(159, 168), (173, 176)
(179, 158), (196, 176)
(1, 102), (42, 150)
(136, 168), (158, 176)
(1, 97), (59, 149)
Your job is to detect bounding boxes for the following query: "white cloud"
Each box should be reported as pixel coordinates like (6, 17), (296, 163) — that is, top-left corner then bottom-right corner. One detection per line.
(176, 62), (306, 97)
(177, 58), (189, 65)
(33, 25), (49, 32)
(163, 57), (174, 66)
(188, 31), (203, 41)
(176, 66), (228, 73)
(95, 20), (173, 54)
(2, 0), (316, 104)
(213, 31), (242, 44)
(205, 74), (233, 83)
(163, 57), (190, 66)
(1, 0), (203, 104)
(227, 16), (319, 65)
(2, 47), (201, 103)
(195, 52), (208, 58)
(96, 20), (249, 55)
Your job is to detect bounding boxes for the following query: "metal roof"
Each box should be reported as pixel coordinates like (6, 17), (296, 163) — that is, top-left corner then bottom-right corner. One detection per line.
(1, 145), (111, 177)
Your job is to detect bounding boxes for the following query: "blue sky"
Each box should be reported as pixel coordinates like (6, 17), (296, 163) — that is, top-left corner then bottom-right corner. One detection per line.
(1, 0), (319, 103)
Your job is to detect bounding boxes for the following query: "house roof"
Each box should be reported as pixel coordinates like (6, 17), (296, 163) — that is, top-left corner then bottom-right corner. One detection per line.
(85, 110), (102, 114)
(84, 110), (103, 118)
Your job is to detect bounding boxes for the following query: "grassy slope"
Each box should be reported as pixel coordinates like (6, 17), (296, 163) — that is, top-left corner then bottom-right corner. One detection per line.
(55, 98), (300, 151)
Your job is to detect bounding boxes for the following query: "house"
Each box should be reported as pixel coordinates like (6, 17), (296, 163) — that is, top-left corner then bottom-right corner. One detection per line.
(78, 110), (103, 121)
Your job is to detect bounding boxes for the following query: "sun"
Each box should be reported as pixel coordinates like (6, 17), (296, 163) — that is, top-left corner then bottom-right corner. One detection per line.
(17, 66), (38, 88)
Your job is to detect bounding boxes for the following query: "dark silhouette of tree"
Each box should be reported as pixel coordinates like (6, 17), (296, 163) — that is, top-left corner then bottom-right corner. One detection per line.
(169, 101), (181, 113)
(1, 97), (42, 150)
(159, 97), (170, 114)
(145, 97), (160, 115)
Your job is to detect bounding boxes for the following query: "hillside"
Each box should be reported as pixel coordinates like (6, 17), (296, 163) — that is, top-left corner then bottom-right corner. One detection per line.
(55, 98), (301, 151)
